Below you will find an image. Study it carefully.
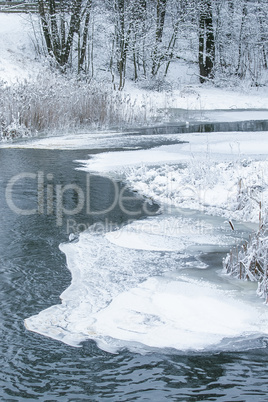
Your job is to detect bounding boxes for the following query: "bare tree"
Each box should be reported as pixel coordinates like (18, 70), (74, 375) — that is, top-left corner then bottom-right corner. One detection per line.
(38, 0), (92, 71)
(34, 0), (268, 87)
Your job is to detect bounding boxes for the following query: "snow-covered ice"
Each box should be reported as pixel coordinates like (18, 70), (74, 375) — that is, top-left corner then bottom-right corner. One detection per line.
(92, 276), (268, 351)
(25, 215), (268, 352)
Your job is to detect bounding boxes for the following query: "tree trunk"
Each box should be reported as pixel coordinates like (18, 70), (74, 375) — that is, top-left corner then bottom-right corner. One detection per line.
(114, 0), (130, 90)
(79, 5), (91, 72)
(38, 0), (52, 55)
(236, 0), (248, 77)
(199, 0), (215, 83)
(151, 0), (167, 76)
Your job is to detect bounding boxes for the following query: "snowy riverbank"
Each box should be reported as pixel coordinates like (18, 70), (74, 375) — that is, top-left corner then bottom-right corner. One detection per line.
(76, 130), (268, 225)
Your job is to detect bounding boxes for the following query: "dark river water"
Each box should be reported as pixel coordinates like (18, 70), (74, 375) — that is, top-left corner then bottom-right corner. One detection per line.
(1, 142), (268, 401)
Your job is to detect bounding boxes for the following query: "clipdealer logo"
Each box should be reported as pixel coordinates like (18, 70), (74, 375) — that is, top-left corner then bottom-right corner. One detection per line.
(5, 171), (156, 227)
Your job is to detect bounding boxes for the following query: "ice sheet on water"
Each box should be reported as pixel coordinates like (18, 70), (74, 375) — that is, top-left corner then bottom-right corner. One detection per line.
(92, 275), (268, 352)
(76, 131), (268, 174)
(105, 215), (234, 252)
(25, 215), (268, 352)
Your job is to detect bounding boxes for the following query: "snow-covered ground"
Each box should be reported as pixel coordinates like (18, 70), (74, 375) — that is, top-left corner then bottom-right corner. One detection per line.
(2, 13), (268, 352)
(1, 14), (268, 112)
(0, 14), (43, 84)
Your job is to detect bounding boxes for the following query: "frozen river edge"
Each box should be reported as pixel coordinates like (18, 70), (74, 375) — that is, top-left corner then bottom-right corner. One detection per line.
(22, 110), (268, 353)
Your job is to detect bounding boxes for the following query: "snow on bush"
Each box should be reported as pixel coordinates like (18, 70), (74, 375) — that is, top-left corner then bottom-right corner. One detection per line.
(223, 221), (268, 303)
(0, 119), (31, 141)
(125, 159), (268, 223)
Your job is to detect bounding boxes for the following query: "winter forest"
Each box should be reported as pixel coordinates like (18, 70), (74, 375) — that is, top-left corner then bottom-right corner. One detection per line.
(1, 0), (268, 139)
(36, 0), (268, 88)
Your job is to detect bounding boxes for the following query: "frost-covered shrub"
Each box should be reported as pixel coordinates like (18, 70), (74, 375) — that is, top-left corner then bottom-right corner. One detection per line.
(0, 120), (31, 141)
(223, 220), (268, 303)
(125, 159), (268, 223)
(0, 71), (156, 141)
(138, 77), (173, 92)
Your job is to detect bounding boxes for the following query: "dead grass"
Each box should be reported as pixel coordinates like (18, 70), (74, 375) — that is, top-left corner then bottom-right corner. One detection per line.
(0, 72), (153, 140)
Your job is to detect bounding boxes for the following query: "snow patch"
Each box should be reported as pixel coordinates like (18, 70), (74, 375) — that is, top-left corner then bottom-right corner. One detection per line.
(0, 14), (42, 84)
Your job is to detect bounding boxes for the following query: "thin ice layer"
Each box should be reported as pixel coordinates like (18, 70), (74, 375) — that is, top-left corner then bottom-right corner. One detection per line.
(105, 215), (235, 252)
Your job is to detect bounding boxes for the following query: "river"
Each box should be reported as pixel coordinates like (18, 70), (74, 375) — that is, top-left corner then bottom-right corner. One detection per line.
(1, 118), (268, 400)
